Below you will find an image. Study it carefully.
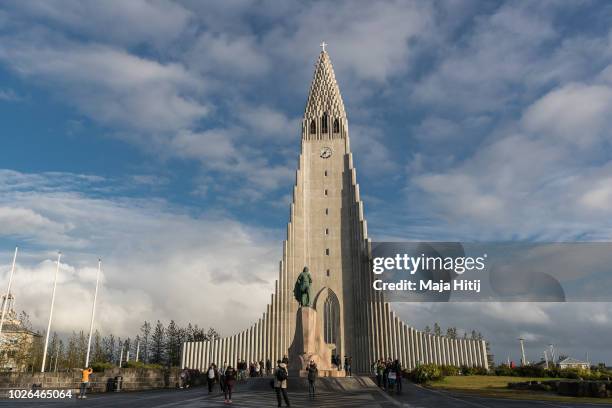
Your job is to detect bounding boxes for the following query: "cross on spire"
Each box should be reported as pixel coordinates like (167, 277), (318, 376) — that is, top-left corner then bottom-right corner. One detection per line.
(320, 41), (327, 52)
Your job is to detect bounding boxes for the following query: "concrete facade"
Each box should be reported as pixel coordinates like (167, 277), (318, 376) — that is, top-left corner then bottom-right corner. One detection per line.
(182, 50), (489, 373)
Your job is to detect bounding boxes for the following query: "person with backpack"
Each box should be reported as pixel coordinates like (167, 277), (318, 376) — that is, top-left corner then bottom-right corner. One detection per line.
(307, 360), (318, 399)
(273, 360), (291, 407)
(224, 365), (237, 404)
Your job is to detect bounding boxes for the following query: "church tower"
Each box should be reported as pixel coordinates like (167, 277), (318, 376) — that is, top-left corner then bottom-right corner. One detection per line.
(181, 47), (489, 374)
(283, 45), (372, 365)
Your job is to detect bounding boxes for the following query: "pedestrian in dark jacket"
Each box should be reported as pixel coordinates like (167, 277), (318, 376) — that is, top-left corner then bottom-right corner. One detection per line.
(266, 359), (272, 375)
(394, 359), (402, 392)
(224, 365), (237, 404)
(307, 360), (318, 398)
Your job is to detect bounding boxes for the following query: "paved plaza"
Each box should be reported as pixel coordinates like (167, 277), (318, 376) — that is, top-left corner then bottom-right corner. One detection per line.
(0, 377), (605, 408)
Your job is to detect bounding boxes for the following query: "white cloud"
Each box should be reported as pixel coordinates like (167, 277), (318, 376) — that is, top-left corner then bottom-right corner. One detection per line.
(269, 1), (433, 83)
(5, 0), (193, 47)
(522, 83), (612, 147)
(186, 32), (270, 78)
(238, 105), (299, 141)
(0, 170), (281, 337)
(0, 42), (208, 132)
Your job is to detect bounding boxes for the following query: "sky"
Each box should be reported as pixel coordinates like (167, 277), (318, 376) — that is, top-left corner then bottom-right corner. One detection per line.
(0, 0), (611, 365)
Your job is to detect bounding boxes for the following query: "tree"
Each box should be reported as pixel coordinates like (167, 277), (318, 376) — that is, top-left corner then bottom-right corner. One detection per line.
(92, 330), (105, 363)
(18, 311), (32, 331)
(446, 327), (457, 339)
(206, 328), (220, 341)
(103, 334), (116, 363)
(424, 325), (431, 334)
(150, 321), (165, 365)
(140, 321), (151, 364)
(165, 320), (185, 367)
(433, 323), (441, 336)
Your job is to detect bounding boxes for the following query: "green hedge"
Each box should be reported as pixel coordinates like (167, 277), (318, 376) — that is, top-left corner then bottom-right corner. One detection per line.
(91, 361), (114, 372)
(123, 361), (164, 370)
(409, 364), (444, 383)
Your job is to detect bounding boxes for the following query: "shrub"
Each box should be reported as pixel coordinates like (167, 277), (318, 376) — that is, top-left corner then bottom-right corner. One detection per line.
(458, 365), (489, 376)
(494, 364), (516, 377)
(90, 361), (114, 372)
(123, 361), (163, 370)
(410, 364), (444, 384)
(515, 365), (546, 378)
(439, 365), (460, 376)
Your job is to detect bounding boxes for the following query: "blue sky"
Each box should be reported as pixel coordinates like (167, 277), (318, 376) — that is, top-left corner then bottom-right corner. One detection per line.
(1, 1), (612, 364)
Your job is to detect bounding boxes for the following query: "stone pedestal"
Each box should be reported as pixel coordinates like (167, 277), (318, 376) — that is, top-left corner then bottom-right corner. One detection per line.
(289, 306), (340, 377)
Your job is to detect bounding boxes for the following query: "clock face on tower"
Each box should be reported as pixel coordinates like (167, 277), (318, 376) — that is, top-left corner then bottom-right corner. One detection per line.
(320, 147), (332, 159)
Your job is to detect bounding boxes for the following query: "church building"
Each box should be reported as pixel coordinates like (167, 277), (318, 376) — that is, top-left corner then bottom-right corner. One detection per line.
(182, 46), (489, 373)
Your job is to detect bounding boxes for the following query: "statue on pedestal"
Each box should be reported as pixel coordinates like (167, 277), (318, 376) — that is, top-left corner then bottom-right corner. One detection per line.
(294, 266), (312, 307)
(288, 268), (341, 377)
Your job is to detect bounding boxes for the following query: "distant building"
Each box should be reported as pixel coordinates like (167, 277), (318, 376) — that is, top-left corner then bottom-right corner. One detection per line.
(0, 294), (42, 372)
(558, 357), (589, 370)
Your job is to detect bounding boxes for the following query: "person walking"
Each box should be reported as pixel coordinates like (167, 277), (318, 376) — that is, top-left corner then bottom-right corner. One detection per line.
(393, 359), (403, 393)
(274, 360), (291, 407)
(219, 362), (228, 393)
(78, 367), (93, 399)
(224, 365), (237, 404)
(307, 360), (318, 399)
(266, 359), (272, 375)
(206, 364), (216, 393)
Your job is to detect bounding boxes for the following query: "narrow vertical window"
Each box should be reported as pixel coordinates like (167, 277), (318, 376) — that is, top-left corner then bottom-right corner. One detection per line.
(321, 112), (328, 133)
(324, 189), (328, 196)
(325, 228), (329, 235)
(325, 208), (328, 215)
(333, 118), (340, 133)
(310, 120), (316, 134)
(325, 248), (330, 255)
(326, 269), (330, 277)
(324, 170), (328, 177)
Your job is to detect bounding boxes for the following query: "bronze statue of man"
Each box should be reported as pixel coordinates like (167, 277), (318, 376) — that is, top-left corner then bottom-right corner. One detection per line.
(294, 266), (313, 307)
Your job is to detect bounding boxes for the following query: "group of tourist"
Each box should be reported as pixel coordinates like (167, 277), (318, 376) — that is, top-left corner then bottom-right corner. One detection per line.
(330, 355), (352, 376)
(236, 359), (271, 379)
(373, 358), (403, 392)
(202, 362), (237, 403)
(189, 358), (294, 406)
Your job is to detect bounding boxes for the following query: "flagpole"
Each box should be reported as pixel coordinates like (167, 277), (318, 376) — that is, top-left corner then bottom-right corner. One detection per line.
(0, 247), (18, 339)
(41, 252), (61, 372)
(85, 259), (101, 368)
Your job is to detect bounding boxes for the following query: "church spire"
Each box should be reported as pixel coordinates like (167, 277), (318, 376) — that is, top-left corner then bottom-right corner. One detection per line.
(304, 45), (346, 121)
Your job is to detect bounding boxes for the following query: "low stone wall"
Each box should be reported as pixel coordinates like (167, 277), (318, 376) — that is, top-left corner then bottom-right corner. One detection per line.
(0, 367), (187, 396)
(508, 379), (612, 398)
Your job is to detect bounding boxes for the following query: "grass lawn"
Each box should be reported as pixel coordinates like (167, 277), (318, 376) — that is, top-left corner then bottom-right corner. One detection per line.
(427, 375), (612, 404)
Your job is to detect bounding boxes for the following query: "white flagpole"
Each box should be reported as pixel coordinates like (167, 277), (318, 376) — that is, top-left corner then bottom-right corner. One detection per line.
(0, 247), (19, 338)
(41, 252), (61, 373)
(135, 341), (140, 362)
(119, 345), (124, 368)
(85, 259), (101, 368)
